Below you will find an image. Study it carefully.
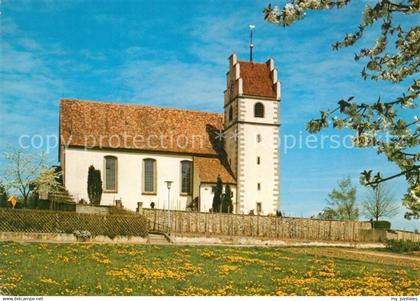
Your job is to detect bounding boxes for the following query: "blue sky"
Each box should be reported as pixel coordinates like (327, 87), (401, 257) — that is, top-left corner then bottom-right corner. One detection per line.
(0, 0), (418, 230)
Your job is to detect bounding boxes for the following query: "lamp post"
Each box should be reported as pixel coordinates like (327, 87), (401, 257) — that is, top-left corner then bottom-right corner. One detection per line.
(165, 181), (173, 232)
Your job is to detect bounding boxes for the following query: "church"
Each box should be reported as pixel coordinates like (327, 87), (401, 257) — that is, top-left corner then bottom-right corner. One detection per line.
(59, 53), (281, 215)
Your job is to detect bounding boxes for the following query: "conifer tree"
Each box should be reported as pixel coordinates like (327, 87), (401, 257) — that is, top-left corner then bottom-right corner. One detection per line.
(212, 176), (223, 212)
(87, 166), (103, 205)
(221, 184), (233, 213)
(0, 183), (8, 208)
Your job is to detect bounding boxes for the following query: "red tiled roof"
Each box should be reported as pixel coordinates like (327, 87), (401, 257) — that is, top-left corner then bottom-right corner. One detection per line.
(194, 156), (236, 184)
(239, 61), (277, 98)
(59, 99), (225, 155)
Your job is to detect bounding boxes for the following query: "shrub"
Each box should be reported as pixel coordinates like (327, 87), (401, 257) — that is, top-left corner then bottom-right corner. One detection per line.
(212, 176), (223, 212)
(372, 220), (391, 229)
(221, 185), (233, 213)
(187, 197), (199, 211)
(385, 239), (420, 253)
(0, 184), (8, 208)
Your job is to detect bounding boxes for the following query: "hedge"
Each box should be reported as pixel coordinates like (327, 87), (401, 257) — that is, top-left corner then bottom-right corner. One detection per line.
(371, 220), (391, 230)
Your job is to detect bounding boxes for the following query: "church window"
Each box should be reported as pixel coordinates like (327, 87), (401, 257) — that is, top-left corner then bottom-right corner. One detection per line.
(181, 160), (192, 195)
(254, 102), (264, 118)
(256, 134), (262, 143)
(143, 158), (156, 194)
(257, 157), (260, 165)
(104, 156), (117, 192)
(257, 183), (261, 191)
(228, 106), (233, 122)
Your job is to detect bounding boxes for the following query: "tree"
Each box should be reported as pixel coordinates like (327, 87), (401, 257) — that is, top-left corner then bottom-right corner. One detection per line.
(33, 168), (64, 194)
(323, 176), (359, 220)
(87, 165), (102, 205)
(0, 147), (48, 205)
(221, 184), (233, 213)
(264, 1), (419, 219)
(362, 184), (399, 221)
(212, 176), (223, 212)
(0, 183), (8, 208)
(32, 167), (65, 209)
(317, 207), (339, 220)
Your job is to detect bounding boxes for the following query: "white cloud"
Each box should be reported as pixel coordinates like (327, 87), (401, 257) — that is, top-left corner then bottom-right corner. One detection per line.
(0, 18), (68, 151)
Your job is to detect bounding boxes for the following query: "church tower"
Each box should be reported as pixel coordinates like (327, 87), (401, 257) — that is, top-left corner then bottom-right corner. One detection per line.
(223, 53), (281, 215)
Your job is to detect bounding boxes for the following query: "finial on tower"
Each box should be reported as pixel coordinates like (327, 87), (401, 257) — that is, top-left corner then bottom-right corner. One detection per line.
(249, 24), (255, 62)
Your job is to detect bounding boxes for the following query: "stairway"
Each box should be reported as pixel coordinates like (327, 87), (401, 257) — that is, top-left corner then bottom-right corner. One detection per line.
(147, 233), (171, 244)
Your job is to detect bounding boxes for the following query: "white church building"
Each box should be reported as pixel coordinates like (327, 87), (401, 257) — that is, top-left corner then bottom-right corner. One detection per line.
(59, 53), (280, 215)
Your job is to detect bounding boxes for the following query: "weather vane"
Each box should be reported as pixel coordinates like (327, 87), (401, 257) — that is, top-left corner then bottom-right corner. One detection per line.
(249, 24), (255, 62)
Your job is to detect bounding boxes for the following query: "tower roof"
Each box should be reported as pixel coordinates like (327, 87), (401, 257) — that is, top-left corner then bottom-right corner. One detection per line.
(226, 53), (280, 100)
(238, 61), (277, 98)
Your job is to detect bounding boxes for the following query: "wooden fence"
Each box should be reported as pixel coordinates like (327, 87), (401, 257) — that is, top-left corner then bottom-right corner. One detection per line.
(143, 209), (372, 242)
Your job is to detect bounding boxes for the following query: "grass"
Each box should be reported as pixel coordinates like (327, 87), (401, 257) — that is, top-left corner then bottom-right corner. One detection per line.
(0, 241), (419, 296)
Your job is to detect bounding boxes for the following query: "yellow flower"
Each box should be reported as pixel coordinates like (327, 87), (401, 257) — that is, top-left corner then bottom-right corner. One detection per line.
(39, 277), (59, 285)
(218, 265), (240, 275)
(152, 288), (166, 295)
(91, 253), (111, 264)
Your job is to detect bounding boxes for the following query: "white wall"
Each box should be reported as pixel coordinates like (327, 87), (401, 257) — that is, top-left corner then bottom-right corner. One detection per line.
(239, 98), (278, 124)
(64, 147), (192, 211)
(239, 123), (279, 215)
(236, 97), (280, 215)
(199, 184), (237, 213)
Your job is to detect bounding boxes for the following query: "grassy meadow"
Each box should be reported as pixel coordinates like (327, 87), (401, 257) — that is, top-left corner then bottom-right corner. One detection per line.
(0, 241), (419, 296)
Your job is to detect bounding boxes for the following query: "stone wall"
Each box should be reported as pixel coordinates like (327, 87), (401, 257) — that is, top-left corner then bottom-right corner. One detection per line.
(76, 204), (110, 215)
(386, 230), (420, 242)
(0, 231), (147, 244)
(144, 209), (372, 242)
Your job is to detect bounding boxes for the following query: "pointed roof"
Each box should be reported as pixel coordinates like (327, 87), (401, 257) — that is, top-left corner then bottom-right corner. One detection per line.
(238, 61), (277, 98)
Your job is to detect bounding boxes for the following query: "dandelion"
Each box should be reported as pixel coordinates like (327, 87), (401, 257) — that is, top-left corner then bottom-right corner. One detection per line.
(218, 265), (240, 275)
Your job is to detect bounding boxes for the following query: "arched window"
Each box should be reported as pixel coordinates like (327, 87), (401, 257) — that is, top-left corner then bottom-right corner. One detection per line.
(104, 156), (117, 192)
(228, 106), (233, 122)
(143, 158), (156, 194)
(254, 102), (264, 118)
(181, 160), (192, 195)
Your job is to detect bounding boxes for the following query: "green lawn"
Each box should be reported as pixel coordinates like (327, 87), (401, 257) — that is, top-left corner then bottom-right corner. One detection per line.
(0, 241), (419, 296)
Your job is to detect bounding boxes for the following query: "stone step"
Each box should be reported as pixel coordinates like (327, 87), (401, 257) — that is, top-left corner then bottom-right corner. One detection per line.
(148, 233), (171, 244)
